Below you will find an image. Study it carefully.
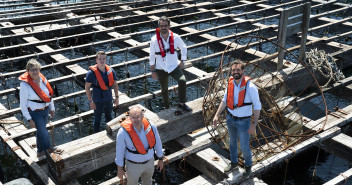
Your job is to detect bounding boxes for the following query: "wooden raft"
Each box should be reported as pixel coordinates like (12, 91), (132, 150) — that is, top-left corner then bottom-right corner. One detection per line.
(47, 97), (204, 184)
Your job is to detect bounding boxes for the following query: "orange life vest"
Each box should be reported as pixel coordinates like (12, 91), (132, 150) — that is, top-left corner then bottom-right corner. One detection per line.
(121, 117), (156, 155)
(18, 72), (53, 103)
(226, 76), (252, 110)
(156, 28), (174, 58)
(89, 64), (114, 90)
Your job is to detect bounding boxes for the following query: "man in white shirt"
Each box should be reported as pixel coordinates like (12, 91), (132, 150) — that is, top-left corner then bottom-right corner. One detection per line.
(115, 105), (163, 185)
(213, 60), (261, 177)
(149, 16), (191, 111)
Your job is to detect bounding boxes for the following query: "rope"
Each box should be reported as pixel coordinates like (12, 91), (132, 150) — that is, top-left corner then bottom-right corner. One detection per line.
(305, 48), (345, 87)
(179, 148), (190, 172)
(311, 136), (322, 183)
(339, 173), (348, 185)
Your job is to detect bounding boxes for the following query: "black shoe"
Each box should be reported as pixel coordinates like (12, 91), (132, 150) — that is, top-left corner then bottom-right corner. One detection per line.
(244, 165), (251, 177)
(224, 163), (238, 172)
(178, 103), (192, 112)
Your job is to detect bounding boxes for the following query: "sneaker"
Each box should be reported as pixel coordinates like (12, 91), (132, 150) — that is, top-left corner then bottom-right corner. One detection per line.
(224, 163), (238, 172)
(178, 103), (192, 112)
(244, 165), (251, 177)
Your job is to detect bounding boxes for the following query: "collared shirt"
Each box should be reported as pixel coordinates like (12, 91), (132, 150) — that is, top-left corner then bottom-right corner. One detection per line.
(222, 77), (261, 117)
(20, 80), (55, 121)
(149, 31), (187, 73)
(85, 67), (118, 103)
(115, 121), (163, 167)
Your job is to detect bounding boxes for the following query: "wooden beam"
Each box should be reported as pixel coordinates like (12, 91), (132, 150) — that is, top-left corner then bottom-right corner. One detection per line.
(221, 126), (341, 184)
(323, 168), (352, 185)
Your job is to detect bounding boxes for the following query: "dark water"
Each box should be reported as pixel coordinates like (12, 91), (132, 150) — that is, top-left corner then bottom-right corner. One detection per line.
(262, 146), (352, 185)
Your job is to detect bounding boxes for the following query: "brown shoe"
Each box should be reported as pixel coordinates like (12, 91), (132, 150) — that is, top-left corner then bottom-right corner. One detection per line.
(224, 163), (238, 172)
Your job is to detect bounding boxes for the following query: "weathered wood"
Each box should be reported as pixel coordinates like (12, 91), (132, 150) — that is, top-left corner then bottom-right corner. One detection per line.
(299, 3), (311, 62)
(321, 133), (352, 162)
(221, 126), (341, 184)
(181, 174), (215, 185)
(24, 157), (56, 185)
(185, 148), (229, 182)
(101, 127), (214, 185)
(48, 97), (206, 184)
(277, 8), (288, 70)
(323, 168), (352, 185)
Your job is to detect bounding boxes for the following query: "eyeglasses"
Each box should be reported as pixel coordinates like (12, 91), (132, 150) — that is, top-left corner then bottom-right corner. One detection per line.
(29, 68), (40, 72)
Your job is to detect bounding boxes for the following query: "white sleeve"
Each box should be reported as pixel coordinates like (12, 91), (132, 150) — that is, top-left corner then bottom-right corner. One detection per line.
(149, 37), (156, 66)
(20, 82), (31, 120)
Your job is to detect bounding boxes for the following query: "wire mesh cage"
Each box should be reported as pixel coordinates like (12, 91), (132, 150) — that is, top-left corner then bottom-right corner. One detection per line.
(202, 35), (328, 165)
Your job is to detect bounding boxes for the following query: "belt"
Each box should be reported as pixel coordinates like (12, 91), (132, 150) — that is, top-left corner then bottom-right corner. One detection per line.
(28, 106), (48, 111)
(155, 49), (170, 55)
(127, 159), (150, 165)
(227, 110), (251, 120)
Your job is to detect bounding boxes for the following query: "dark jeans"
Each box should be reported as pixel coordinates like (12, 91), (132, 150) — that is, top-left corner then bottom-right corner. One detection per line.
(156, 66), (186, 108)
(93, 101), (113, 133)
(29, 108), (50, 153)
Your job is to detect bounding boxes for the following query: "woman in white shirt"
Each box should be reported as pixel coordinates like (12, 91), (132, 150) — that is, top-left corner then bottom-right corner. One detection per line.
(19, 59), (56, 157)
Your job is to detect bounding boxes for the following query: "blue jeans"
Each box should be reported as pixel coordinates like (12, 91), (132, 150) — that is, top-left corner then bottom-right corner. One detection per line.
(93, 101), (113, 133)
(226, 115), (252, 167)
(29, 108), (50, 153)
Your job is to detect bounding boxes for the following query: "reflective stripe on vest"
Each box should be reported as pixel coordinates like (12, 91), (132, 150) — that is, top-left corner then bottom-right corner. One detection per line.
(89, 64), (114, 90)
(121, 117), (156, 155)
(156, 28), (174, 58)
(18, 72), (53, 102)
(226, 76), (251, 110)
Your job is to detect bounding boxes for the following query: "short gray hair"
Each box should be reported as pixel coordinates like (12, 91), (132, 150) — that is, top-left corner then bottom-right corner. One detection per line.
(26, 59), (41, 71)
(158, 16), (171, 26)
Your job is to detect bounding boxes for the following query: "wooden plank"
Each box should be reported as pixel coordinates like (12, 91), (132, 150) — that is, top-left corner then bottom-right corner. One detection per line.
(321, 133), (352, 162)
(48, 97), (206, 184)
(323, 168), (352, 185)
(24, 157), (56, 185)
(221, 126), (341, 184)
(277, 8), (288, 70)
(240, 177), (268, 185)
(185, 148), (229, 182)
(181, 174), (215, 185)
(299, 2), (311, 62)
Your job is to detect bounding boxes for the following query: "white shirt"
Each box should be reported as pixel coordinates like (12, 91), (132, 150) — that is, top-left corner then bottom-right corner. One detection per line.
(115, 121), (163, 167)
(222, 77), (261, 117)
(20, 79), (55, 121)
(149, 31), (187, 73)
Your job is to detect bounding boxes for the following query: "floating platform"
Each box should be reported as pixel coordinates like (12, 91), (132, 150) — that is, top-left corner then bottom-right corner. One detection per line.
(0, 0), (352, 184)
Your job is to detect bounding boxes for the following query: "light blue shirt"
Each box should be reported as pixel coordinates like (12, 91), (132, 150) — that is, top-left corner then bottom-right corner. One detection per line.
(115, 121), (163, 167)
(222, 77), (261, 117)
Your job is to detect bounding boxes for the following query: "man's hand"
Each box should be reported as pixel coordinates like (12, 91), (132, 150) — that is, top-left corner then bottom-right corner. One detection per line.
(151, 72), (158, 80)
(213, 115), (219, 127)
(117, 166), (126, 182)
(28, 119), (35, 128)
(50, 110), (55, 119)
(156, 159), (164, 171)
(179, 61), (184, 69)
(114, 98), (119, 107)
(89, 101), (96, 110)
(247, 123), (256, 135)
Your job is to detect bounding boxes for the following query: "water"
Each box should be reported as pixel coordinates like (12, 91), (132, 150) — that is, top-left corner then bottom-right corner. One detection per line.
(262, 146), (352, 185)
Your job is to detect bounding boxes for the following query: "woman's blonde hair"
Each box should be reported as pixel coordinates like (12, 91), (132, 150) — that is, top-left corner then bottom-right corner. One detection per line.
(26, 59), (41, 71)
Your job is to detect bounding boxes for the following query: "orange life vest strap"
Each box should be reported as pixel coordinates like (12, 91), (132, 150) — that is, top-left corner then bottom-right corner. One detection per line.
(89, 64), (115, 90)
(226, 76), (252, 110)
(121, 117), (156, 155)
(18, 72), (53, 102)
(156, 28), (174, 58)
